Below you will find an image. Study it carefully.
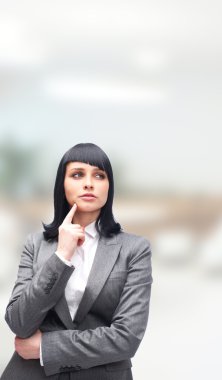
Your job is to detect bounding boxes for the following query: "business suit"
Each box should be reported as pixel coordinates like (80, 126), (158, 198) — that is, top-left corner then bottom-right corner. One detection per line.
(1, 229), (153, 380)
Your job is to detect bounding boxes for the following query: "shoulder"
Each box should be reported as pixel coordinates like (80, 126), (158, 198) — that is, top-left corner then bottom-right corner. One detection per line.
(116, 232), (152, 276)
(23, 229), (47, 250)
(116, 230), (151, 252)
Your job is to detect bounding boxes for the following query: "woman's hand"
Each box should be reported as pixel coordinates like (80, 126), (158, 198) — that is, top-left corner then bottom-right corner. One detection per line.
(57, 203), (85, 261)
(15, 329), (42, 360)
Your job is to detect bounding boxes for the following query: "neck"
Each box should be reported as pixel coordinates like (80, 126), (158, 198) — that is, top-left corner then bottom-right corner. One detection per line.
(72, 211), (100, 227)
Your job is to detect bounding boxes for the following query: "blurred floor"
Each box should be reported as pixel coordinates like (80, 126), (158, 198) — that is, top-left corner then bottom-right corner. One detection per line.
(134, 260), (222, 380)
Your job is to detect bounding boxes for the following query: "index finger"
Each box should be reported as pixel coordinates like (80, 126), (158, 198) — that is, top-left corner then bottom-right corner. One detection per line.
(62, 203), (77, 224)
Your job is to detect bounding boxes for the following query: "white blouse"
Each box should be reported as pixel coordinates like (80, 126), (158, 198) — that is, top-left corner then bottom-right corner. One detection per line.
(59, 220), (99, 319)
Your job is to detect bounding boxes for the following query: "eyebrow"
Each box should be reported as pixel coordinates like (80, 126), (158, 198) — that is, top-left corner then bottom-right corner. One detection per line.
(68, 167), (105, 172)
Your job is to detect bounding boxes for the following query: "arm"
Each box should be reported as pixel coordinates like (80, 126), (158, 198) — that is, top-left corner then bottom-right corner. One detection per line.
(5, 232), (74, 338)
(42, 237), (153, 376)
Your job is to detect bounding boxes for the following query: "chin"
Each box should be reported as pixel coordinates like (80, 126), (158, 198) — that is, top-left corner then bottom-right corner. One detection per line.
(76, 203), (97, 212)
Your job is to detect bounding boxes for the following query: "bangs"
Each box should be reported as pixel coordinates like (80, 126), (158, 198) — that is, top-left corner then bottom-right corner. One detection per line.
(63, 143), (108, 173)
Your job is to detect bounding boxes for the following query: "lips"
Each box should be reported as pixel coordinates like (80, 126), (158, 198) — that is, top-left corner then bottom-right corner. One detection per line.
(80, 193), (97, 198)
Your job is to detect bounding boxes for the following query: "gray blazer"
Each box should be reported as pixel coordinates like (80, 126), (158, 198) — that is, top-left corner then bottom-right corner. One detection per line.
(1, 229), (153, 380)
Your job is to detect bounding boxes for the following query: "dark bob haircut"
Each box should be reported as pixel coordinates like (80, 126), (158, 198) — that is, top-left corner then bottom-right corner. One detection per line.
(42, 143), (121, 240)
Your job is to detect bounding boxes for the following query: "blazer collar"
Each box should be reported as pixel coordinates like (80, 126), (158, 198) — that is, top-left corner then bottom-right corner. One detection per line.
(84, 220), (98, 239)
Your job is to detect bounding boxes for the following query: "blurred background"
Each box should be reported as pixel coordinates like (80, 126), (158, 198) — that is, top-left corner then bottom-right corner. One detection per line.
(0, 0), (222, 379)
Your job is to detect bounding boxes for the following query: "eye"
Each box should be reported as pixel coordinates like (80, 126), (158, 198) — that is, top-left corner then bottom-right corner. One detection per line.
(95, 173), (106, 179)
(72, 171), (83, 178)
(70, 171), (106, 179)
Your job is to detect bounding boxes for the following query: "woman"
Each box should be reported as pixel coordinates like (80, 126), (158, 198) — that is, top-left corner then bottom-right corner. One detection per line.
(1, 143), (153, 380)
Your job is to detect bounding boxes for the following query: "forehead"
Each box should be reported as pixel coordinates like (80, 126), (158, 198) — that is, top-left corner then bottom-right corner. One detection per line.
(65, 161), (102, 171)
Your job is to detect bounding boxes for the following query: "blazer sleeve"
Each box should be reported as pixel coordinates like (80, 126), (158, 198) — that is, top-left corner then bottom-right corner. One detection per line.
(41, 236), (153, 376)
(5, 232), (74, 338)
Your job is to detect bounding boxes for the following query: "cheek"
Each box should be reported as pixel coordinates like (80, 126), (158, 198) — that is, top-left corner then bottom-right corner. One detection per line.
(64, 179), (77, 198)
(101, 183), (109, 202)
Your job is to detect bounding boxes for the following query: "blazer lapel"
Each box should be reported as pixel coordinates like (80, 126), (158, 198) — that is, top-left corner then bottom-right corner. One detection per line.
(53, 234), (121, 329)
(73, 235), (122, 325)
(54, 293), (75, 329)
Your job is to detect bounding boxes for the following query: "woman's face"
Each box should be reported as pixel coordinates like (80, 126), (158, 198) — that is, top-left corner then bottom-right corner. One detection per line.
(64, 161), (109, 216)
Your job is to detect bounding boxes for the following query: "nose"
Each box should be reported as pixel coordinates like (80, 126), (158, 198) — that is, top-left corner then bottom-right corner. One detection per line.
(83, 175), (93, 190)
